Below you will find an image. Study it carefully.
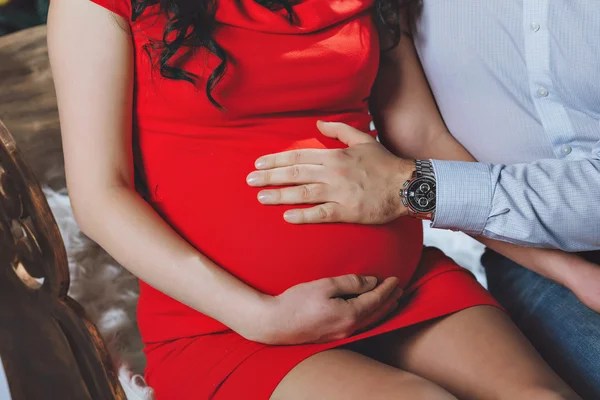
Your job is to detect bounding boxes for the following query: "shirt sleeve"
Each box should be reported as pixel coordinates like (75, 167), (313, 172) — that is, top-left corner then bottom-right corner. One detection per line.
(89, 0), (132, 20)
(430, 142), (600, 251)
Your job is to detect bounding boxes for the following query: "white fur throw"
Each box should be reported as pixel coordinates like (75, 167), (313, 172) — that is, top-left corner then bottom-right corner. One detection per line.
(44, 188), (154, 399)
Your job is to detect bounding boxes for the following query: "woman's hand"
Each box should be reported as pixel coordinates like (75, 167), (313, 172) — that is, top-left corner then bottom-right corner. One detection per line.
(537, 251), (600, 313)
(481, 238), (600, 313)
(243, 275), (403, 345)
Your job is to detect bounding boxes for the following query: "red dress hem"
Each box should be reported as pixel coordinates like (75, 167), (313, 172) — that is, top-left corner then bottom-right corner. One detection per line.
(144, 249), (502, 399)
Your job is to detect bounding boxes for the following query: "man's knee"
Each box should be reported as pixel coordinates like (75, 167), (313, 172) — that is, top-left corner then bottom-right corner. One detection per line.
(484, 253), (600, 399)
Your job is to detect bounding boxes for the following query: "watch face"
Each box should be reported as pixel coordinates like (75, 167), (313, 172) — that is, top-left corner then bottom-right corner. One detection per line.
(407, 177), (436, 213)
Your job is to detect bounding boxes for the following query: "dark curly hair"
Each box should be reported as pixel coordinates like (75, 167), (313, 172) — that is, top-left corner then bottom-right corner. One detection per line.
(131, 0), (414, 108)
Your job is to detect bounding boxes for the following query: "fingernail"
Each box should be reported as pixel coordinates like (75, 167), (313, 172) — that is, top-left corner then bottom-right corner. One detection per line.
(255, 158), (266, 169)
(365, 276), (378, 286)
(283, 210), (301, 223)
(258, 191), (273, 204)
(246, 172), (260, 186)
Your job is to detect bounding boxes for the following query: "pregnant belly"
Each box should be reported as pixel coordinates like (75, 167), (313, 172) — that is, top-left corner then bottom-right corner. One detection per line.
(143, 135), (423, 295)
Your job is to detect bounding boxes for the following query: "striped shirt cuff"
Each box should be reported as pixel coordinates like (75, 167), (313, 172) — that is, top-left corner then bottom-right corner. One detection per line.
(430, 160), (493, 235)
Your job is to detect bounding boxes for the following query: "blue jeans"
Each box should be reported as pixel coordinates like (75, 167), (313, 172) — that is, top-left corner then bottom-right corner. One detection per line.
(484, 250), (600, 399)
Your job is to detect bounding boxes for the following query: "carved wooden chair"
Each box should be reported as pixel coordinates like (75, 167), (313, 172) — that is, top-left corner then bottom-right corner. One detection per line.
(0, 26), (126, 400)
(0, 119), (126, 400)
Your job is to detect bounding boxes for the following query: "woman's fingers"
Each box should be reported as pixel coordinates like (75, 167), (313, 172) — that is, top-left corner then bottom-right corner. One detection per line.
(323, 274), (379, 297)
(347, 277), (399, 321)
(293, 275), (402, 344)
(247, 165), (326, 187)
(315, 276), (401, 343)
(258, 184), (329, 205)
(354, 286), (404, 333)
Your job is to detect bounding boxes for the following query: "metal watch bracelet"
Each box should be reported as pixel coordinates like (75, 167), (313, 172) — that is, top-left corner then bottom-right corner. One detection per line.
(416, 160), (436, 221)
(415, 159), (435, 180)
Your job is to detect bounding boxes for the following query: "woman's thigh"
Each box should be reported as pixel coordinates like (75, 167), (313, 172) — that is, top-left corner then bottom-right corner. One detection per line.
(364, 305), (580, 400)
(271, 348), (456, 400)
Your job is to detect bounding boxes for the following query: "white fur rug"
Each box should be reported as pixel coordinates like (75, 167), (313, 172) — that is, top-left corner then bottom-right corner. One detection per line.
(44, 187), (485, 399)
(44, 188), (154, 399)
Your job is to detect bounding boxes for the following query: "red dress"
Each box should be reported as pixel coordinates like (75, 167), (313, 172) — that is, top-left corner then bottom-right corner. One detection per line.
(88, 0), (500, 398)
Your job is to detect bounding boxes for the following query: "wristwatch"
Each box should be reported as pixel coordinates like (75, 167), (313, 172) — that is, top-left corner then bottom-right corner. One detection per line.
(399, 160), (436, 221)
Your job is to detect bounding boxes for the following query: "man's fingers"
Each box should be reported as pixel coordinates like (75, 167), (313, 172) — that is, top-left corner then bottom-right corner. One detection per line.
(247, 165), (325, 187)
(322, 274), (379, 297)
(253, 122), (376, 170)
(254, 149), (330, 170)
(348, 277), (399, 320)
(316, 120), (376, 146)
(283, 203), (343, 224)
(257, 184), (329, 205)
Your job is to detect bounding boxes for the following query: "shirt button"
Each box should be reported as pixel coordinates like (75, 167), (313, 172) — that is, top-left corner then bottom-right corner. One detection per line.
(537, 87), (549, 98)
(561, 145), (572, 155)
(530, 22), (541, 32)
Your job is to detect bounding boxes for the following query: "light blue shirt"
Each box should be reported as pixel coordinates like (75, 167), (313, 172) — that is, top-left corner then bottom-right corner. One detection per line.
(414, 0), (600, 251)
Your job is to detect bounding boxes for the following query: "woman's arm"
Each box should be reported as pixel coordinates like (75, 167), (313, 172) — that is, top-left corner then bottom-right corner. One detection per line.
(47, 0), (401, 344)
(47, 0), (269, 337)
(369, 25), (468, 160)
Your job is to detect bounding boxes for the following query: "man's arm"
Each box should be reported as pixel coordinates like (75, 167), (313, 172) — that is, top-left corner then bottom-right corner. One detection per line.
(370, 28), (600, 252)
(431, 152), (600, 251)
(247, 29), (600, 310)
(248, 31), (600, 252)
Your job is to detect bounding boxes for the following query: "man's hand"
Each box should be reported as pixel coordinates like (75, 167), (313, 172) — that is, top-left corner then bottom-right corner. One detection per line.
(246, 121), (415, 224)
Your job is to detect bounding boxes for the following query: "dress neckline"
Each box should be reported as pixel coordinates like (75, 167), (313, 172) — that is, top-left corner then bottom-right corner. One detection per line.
(215, 0), (374, 33)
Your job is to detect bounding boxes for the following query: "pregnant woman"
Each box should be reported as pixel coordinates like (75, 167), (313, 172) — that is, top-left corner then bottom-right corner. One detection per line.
(47, 0), (579, 398)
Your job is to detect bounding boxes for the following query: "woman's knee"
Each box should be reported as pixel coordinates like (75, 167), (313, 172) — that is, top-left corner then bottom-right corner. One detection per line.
(396, 376), (457, 400)
(272, 349), (457, 400)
